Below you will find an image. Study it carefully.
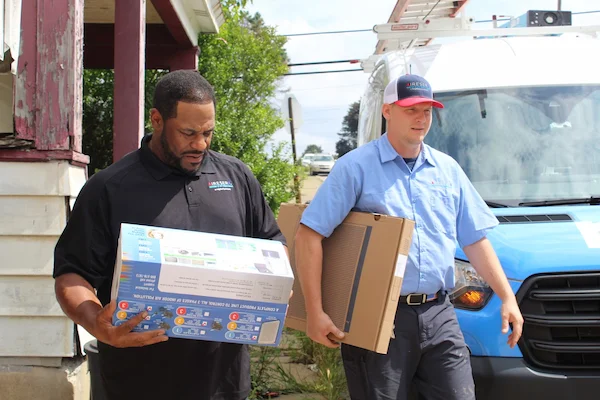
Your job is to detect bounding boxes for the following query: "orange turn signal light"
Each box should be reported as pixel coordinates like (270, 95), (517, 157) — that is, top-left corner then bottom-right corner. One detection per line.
(458, 290), (485, 307)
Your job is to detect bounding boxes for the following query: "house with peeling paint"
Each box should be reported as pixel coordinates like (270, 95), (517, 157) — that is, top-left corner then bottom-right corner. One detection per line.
(0, 1), (224, 398)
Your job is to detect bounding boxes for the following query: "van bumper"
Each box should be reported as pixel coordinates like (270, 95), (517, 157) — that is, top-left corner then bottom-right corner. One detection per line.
(472, 356), (600, 400)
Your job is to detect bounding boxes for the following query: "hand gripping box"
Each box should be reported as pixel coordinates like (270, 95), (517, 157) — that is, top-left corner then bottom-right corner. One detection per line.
(277, 203), (414, 354)
(110, 223), (294, 347)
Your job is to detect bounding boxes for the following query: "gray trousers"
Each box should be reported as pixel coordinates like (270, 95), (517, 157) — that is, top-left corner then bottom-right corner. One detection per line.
(341, 293), (476, 400)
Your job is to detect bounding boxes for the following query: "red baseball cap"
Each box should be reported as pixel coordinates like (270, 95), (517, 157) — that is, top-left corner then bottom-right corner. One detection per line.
(384, 74), (444, 108)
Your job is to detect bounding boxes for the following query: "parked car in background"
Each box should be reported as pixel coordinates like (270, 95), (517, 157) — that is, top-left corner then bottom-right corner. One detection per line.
(309, 154), (335, 175)
(300, 153), (316, 167)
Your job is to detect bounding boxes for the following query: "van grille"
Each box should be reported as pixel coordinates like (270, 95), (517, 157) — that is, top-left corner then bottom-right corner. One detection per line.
(517, 272), (600, 371)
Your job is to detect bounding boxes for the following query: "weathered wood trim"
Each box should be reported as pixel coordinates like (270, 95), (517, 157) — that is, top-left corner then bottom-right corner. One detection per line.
(35, 0), (84, 151)
(0, 149), (89, 165)
(113, 1), (146, 162)
(12, 0), (84, 154)
(0, 134), (34, 149)
(14, 0), (37, 141)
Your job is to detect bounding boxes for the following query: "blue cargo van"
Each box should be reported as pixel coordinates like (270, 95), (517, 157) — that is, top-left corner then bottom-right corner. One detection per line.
(358, 20), (600, 400)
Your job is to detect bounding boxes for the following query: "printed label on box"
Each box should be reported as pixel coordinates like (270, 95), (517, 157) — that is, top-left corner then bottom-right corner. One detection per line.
(111, 224), (293, 346)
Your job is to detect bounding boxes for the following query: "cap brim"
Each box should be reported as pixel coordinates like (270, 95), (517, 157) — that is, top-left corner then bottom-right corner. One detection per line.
(394, 97), (444, 109)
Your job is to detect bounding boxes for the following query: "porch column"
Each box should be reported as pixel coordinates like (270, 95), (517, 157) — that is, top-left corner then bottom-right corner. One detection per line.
(7, 0), (85, 162)
(113, 0), (146, 162)
(169, 47), (199, 71)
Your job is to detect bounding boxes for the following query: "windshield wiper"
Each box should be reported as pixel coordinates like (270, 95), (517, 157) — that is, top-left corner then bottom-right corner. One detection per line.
(519, 196), (600, 207)
(485, 200), (509, 208)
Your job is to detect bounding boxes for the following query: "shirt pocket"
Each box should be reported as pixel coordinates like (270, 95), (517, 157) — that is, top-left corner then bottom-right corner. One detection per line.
(428, 185), (458, 236)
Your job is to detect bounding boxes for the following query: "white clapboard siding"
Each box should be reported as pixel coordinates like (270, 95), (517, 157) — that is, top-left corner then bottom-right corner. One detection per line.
(0, 196), (67, 236)
(0, 161), (86, 196)
(0, 276), (64, 316)
(0, 235), (59, 276)
(0, 161), (86, 359)
(0, 316), (74, 357)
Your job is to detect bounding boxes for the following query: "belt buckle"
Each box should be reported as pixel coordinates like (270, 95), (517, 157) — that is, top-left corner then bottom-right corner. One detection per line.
(406, 293), (427, 305)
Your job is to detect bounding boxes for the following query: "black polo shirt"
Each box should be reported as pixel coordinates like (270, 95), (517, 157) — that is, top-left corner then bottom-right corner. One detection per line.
(54, 134), (286, 400)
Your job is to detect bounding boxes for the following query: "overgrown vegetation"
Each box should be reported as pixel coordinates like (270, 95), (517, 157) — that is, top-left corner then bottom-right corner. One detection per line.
(249, 329), (348, 400)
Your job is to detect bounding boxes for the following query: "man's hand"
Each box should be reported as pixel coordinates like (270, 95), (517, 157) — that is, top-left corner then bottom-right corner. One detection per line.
(463, 238), (524, 348)
(306, 311), (345, 348)
(92, 301), (169, 348)
(501, 298), (524, 348)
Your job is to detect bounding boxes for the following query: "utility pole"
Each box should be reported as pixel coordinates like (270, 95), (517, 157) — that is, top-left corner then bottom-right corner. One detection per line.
(288, 96), (302, 204)
(557, 0), (561, 11)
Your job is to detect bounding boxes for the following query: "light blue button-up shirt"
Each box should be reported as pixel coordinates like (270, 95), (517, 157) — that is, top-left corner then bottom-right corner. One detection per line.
(300, 133), (498, 295)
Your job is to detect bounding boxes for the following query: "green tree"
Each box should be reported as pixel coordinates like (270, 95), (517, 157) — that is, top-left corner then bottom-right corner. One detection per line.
(335, 100), (360, 157)
(82, 0), (297, 212)
(302, 144), (323, 156)
(82, 69), (165, 174)
(196, 0), (297, 212)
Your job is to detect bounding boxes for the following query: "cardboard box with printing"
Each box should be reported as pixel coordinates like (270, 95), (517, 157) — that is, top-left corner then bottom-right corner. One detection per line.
(277, 203), (414, 354)
(110, 223), (294, 347)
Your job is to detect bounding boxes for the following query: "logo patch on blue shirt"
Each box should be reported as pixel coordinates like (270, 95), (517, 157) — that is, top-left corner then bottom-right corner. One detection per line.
(430, 180), (453, 189)
(208, 180), (234, 191)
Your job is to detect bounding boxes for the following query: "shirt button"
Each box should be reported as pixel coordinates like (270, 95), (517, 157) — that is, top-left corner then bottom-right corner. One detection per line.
(188, 187), (193, 192)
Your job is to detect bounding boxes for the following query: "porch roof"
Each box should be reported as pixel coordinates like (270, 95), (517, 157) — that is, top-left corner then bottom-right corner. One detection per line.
(85, 0), (225, 47)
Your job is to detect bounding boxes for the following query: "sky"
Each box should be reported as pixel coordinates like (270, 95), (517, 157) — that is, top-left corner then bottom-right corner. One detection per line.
(245, 0), (600, 157)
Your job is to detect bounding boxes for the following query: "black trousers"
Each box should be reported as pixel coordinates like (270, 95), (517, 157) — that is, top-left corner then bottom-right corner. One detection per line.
(341, 293), (476, 400)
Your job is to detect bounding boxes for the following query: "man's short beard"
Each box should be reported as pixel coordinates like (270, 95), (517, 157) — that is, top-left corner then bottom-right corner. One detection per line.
(159, 128), (206, 175)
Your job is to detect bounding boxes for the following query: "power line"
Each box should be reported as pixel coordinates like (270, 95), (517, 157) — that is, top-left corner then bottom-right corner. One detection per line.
(288, 59), (360, 67)
(575, 10), (600, 15)
(283, 28), (371, 37)
(292, 83), (365, 91)
(284, 69), (363, 76)
(280, 10), (600, 37)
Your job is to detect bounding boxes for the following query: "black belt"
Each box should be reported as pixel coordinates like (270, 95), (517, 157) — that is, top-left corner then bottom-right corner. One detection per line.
(399, 291), (443, 306)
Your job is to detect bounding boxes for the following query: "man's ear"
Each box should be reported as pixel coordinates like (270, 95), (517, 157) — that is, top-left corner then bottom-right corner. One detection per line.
(382, 104), (392, 121)
(150, 108), (163, 133)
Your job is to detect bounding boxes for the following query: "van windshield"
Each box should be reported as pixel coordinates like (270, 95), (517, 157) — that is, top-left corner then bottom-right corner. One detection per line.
(425, 85), (600, 206)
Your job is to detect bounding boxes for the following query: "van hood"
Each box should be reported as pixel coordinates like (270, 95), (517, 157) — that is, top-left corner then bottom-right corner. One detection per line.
(455, 205), (600, 281)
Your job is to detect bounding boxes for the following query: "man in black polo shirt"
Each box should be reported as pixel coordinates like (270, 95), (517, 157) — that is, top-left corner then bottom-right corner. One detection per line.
(53, 70), (287, 400)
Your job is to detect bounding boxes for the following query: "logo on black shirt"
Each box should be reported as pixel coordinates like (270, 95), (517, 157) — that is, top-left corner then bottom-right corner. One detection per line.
(209, 180), (234, 191)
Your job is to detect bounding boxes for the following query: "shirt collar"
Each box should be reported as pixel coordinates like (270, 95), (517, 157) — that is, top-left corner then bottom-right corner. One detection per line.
(420, 144), (437, 167)
(377, 133), (437, 167)
(139, 134), (217, 180)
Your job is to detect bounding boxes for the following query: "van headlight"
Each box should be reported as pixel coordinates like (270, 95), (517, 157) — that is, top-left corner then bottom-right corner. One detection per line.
(450, 259), (493, 310)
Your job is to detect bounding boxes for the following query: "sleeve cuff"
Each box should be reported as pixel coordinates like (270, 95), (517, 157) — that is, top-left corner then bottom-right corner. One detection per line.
(459, 226), (495, 248)
(299, 216), (332, 238)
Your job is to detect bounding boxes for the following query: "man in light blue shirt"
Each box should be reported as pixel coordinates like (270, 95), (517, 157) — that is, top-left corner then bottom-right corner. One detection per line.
(294, 74), (524, 400)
